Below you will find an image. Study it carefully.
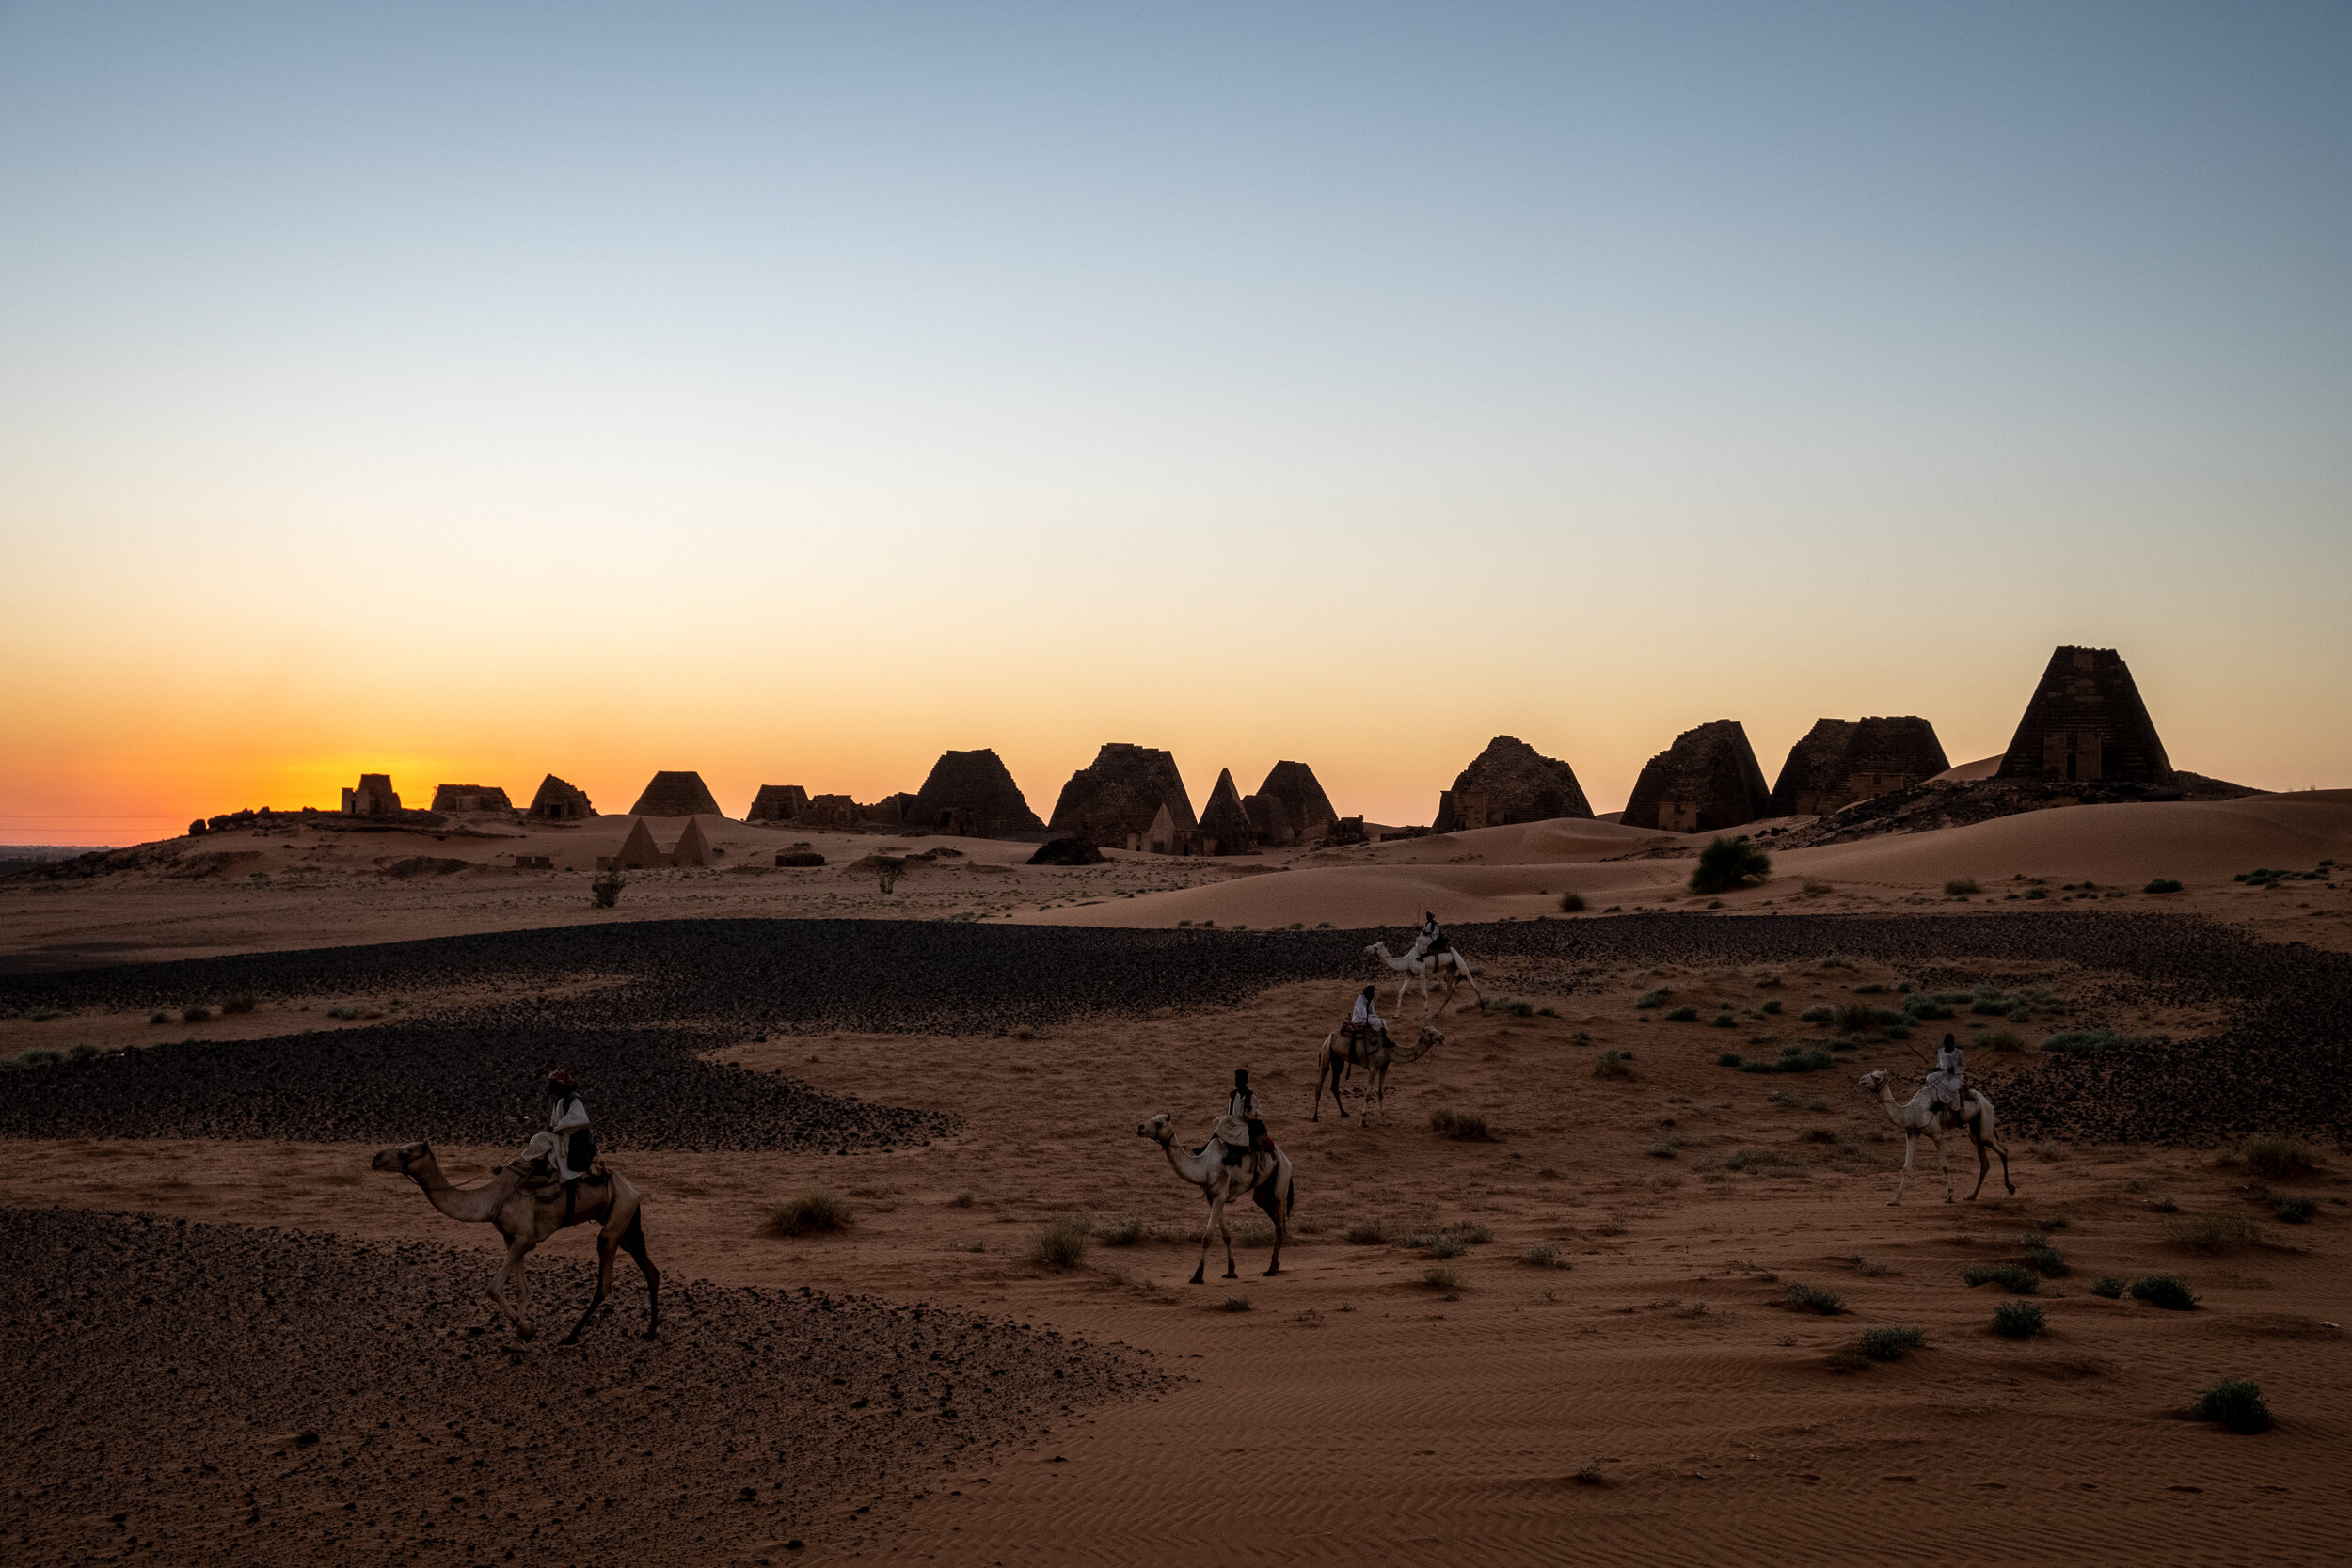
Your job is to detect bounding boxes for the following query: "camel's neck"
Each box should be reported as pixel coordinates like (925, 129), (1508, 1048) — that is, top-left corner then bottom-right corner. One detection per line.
(1160, 1135), (1220, 1188)
(409, 1153), (515, 1224)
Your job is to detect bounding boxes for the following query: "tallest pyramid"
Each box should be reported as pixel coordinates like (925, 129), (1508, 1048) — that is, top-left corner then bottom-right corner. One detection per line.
(1994, 646), (2173, 784)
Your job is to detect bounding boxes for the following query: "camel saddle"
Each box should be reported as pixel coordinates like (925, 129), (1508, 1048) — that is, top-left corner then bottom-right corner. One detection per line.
(1337, 1024), (1390, 1066)
(1208, 1114), (1275, 1188)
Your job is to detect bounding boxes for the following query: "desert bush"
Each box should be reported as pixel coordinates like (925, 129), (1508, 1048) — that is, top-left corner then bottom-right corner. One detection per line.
(1944, 878), (1979, 896)
(1222, 1295), (1251, 1313)
(1856, 1325), (1925, 1361)
(2275, 1196), (2317, 1224)
(1717, 1052), (1745, 1068)
(2129, 1275), (2198, 1310)
(2165, 1213), (2262, 1253)
(1962, 1263), (2040, 1294)
(1345, 1219), (1385, 1244)
(948, 1188), (975, 1208)
(2240, 1135), (2315, 1181)
(1901, 994), (1953, 1020)
(1783, 1281), (1845, 1315)
(1992, 1301), (2045, 1338)
(1029, 1213), (1093, 1269)
(2041, 1030), (2115, 1058)
(2088, 1275), (2126, 1299)
(1833, 1002), (1879, 1035)
(1558, 892), (1586, 912)
(591, 866), (625, 908)
(1646, 1136), (1682, 1159)
(1522, 1243), (1565, 1269)
(1691, 835), (1772, 895)
(1801, 879), (1834, 896)
(1761, 998), (1782, 1015)
(222, 992), (257, 1015)
(1428, 1107), (1493, 1141)
(768, 1191), (853, 1236)
(1099, 1214), (1144, 1246)
(1593, 1050), (1635, 1081)
(1972, 1027), (2025, 1053)
(2025, 1244), (2070, 1277)
(1739, 1046), (1836, 1074)
(1575, 1457), (1606, 1484)
(1442, 1221), (1493, 1245)
(1711, 1011), (1737, 1028)
(1724, 1148), (1804, 1175)
(1635, 989), (1667, 1009)
(1665, 1005), (1700, 1022)
(1422, 1266), (1461, 1291)
(2144, 878), (2184, 895)
(2190, 1378), (2270, 1433)
(147, 1010), (168, 1024)
(1426, 1234), (1462, 1259)
(2024, 885), (2047, 899)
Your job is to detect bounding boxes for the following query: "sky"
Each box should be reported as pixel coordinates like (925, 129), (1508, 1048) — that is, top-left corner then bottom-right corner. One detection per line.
(1, 1), (2346, 844)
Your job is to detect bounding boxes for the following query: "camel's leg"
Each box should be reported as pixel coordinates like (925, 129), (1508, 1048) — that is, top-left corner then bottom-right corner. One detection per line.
(1891, 1133), (1914, 1205)
(1191, 1195), (1221, 1285)
(1935, 1129), (1955, 1203)
(561, 1232), (619, 1345)
(619, 1209), (660, 1338)
(1369, 1064), (1386, 1126)
(1219, 1197), (1239, 1281)
(1258, 1172), (1290, 1276)
(1967, 1129), (1992, 1201)
(491, 1235), (534, 1339)
(1394, 973), (1412, 1018)
(1455, 958), (1485, 1012)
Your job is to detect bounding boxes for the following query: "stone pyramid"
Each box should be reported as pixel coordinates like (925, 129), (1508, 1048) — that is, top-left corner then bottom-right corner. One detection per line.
(745, 784), (809, 822)
(1619, 721), (1772, 833)
(628, 771), (724, 817)
(1197, 768), (1258, 857)
(1251, 761), (1337, 841)
(611, 817), (664, 870)
(1242, 789), (1294, 847)
(430, 783), (512, 813)
(1994, 646), (2173, 784)
(907, 750), (1044, 838)
(668, 817), (712, 867)
(1048, 743), (1195, 847)
(1769, 717), (1948, 816)
(528, 774), (594, 820)
(1433, 736), (1593, 832)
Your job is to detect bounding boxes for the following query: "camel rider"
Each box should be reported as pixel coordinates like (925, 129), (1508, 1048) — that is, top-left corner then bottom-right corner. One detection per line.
(1344, 985), (1388, 1056)
(1412, 911), (1450, 960)
(1924, 1034), (1967, 1127)
(545, 1070), (598, 1212)
(1225, 1069), (1271, 1171)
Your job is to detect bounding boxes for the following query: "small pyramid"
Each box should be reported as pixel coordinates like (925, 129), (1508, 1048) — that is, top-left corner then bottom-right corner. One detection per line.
(628, 770), (724, 817)
(1994, 646), (2173, 784)
(528, 773), (594, 820)
(1253, 761), (1337, 839)
(1198, 768), (1258, 857)
(669, 817), (712, 868)
(612, 817), (665, 870)
(1619, 721), (1772, 833)
(745, 784), (809, 822)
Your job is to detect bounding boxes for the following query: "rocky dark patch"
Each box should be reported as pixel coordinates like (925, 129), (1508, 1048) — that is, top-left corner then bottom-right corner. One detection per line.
(0, 1208), (1162, 1566)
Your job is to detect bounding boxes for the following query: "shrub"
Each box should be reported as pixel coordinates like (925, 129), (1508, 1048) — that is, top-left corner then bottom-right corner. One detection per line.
(1711, 1011), (1737, 1028)
(1665, 1006), (1700, 1022)
(2275, 1196), (2317, 1224)
(2089, 1275), (2126, 1299)
(1559, 892), (1586, 913)
(768, 1191), (853, 1236)
(1646, 1136), (1682, 1159)
(1972, 1027), (2024, 1053)
(2240, 1135), (2315, 1180)
(2025, 1244), (2070, 1278)
(2190, 1379), (2271, 1433)
(1783, 1281), (1845, 1314)
(1029, 1213), (1093, 1269)
(1992, 1301), (2045, 1338)
(949, 1188), (975, 1208)
(1761, 998), (1782, 1015)
(1345, 1219), (1385, 1244)
(1944, 878), (1980, 896)
(1833, 1002), (1879, 1035)
(1634, 989), (1667, 1009)
(1100, 1214), (1144, 1246)
(1442, 1222), (1493, 1245)
(1856, 1325), (1925, 1361)
(1961, 1263), (2040, 1294)
(1575, 1457), (1606, 1485)
(2042, 1030), (2117, 1058)
(222, 992), (257, 1015)
(1428, 1108), (1493, 1141)
(1422, 1266), (1461, 1291)
(2144, 878), (2184, 895)
(2164, 1214), (2261, 1253)
(1522, 1243), (1565, 1269)
(1691, 835), (1771, 895)
(2129, 1275), (2198, 1311)
(1717, 1052), (1745, 1068)
(1592, 1050), (1635, 1081)
(591, 866), (625, 908)
(1800, 1005), (1834, 1023)
(1222, 1295), (1251, 1313)
(1901, 994), (1953, 1020)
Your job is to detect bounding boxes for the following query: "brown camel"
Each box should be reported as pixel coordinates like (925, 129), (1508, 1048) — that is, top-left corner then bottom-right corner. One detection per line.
(371, 1133), (660, 1344)
(1312, 1023), (1443, 1123)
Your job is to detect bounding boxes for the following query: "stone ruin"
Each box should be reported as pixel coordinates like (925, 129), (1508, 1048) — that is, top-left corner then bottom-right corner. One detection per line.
(906, 749), (1043, 839)
(863, 792), (915, 828)
(1619, 721), (1772, 833)
(1768, 717), (1950, 816)
(628, 771), (724, 818)
(598, 818), (665, 871)
(1995, 646), (2174, 784)
(1196, 768), (1259, 857)
(528, 774), (594, 821)
(1245, 761), (1336, 847)
(1049, 743), (1195, 847)
(745, 784), (811, 823)
(340, 774), (401, 816)
(429, 784), (513, 814)
(803, 794), (864, 828)
(1433, 736), (1593, 832)
(668, 817), (713, 868)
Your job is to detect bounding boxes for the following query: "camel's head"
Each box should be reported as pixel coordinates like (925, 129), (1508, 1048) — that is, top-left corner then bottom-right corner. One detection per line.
(371, 1141), (432, 1176)
(1136, 1112), (1174, 1147)
(1857, 1070), (1888, 1096)
(1418, 1025), (1444, 1052)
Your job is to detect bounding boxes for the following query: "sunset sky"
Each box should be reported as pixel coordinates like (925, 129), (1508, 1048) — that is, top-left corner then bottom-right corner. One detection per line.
(3, 2), (2345, 844)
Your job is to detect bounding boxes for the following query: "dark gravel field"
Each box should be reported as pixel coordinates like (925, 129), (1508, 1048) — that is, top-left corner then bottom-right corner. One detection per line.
(0, 1208), (1164, 1567)
(2, 913), (2345, 1146)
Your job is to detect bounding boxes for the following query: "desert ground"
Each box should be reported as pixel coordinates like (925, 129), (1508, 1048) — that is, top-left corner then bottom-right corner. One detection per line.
(5, 795), (2351, 1565)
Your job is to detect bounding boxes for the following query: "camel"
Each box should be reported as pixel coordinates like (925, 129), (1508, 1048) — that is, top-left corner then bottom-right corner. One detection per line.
(1136, 1112), (1295, 1284)
(1364, 941), (1484, 1017)
(371, 1132), (660, 1344)
(1857, 1069), (2016, 1205)
(1312, 1023), (1444, 1123)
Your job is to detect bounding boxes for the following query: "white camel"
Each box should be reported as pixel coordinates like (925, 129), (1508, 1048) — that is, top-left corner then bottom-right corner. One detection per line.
(1365, 941), (1485, 1017)
(1312, 1023), (1444, 1124)
(1857, 1069), (2016, 1206)
(1136, 1112), (1295, 1284)
(372, 1132), (660, 1343)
